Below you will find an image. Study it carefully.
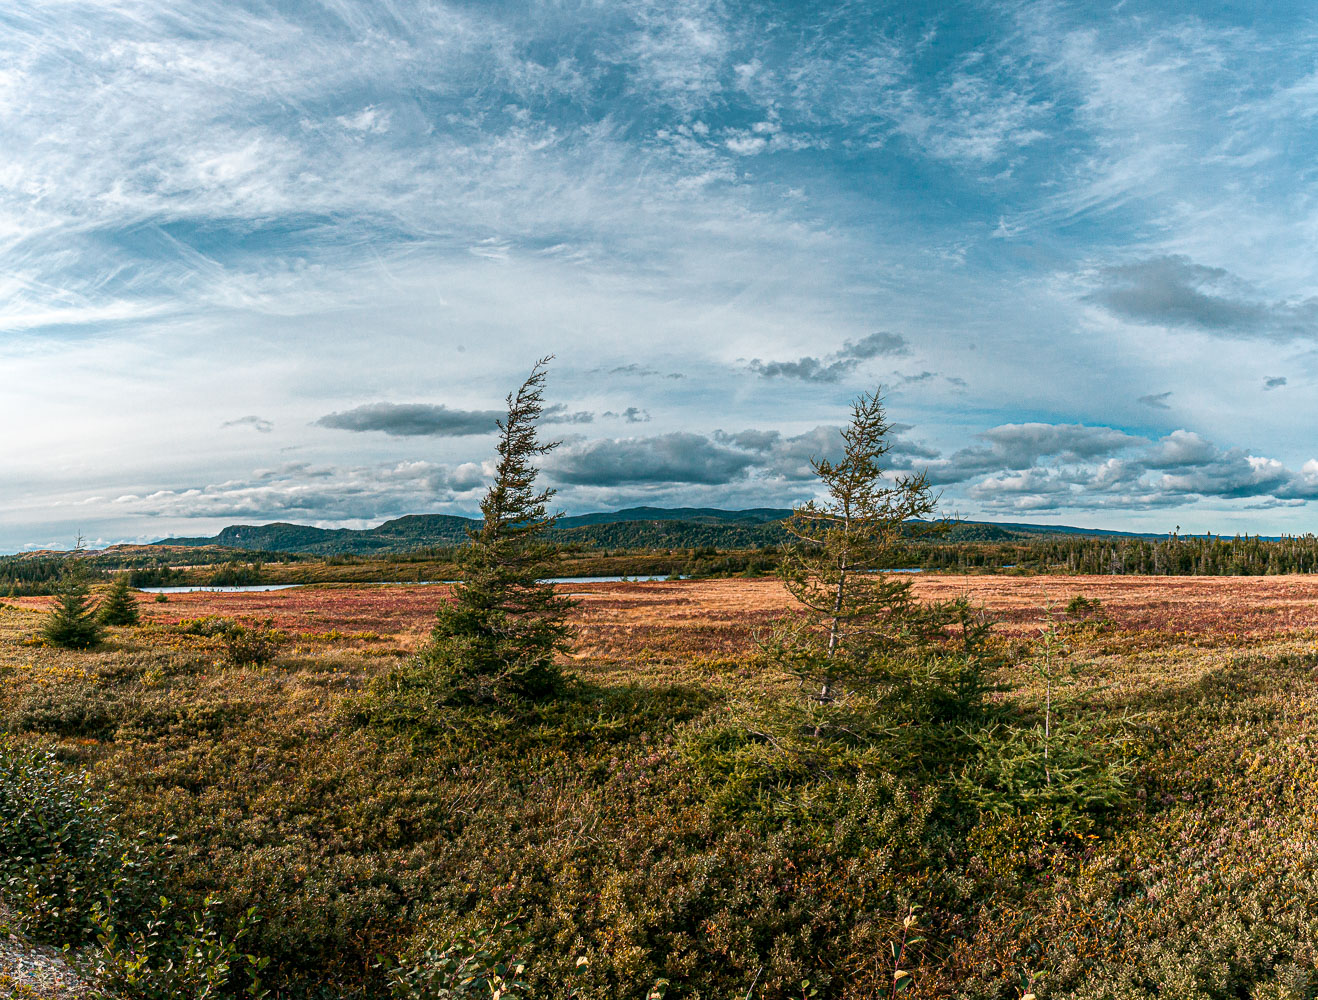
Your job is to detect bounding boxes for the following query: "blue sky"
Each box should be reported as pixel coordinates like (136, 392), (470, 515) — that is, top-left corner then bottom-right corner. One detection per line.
(4, 0), (1318, 550)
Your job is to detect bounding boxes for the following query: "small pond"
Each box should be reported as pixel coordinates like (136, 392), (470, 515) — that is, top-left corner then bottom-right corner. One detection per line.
(138, 576), (679, 594)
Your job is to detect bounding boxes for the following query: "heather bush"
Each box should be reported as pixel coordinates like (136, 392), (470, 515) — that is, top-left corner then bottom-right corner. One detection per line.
(171, 616), (286, 666)
(12, 678), (119, 739)
(219, 622), (285, 667)
(176, 615), (240, 638)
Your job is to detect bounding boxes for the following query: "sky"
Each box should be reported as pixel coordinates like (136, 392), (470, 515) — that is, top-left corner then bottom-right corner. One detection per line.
(5, 0), (1318, 551)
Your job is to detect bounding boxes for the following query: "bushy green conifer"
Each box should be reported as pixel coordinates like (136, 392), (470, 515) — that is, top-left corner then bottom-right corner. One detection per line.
(97, 574), (141, 626)
(421, 358), (575, 704)
(42, 546), (103, 649)
(769, 388), (940, 701)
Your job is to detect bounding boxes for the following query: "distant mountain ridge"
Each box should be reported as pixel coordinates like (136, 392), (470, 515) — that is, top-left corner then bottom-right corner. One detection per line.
(151, 506), (1174, 556)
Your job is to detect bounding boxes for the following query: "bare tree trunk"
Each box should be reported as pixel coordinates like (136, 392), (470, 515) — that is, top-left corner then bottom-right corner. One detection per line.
(1044, 678), (1052, 785)
(820, 558), (847, 702)
(821, 508), (851, 702)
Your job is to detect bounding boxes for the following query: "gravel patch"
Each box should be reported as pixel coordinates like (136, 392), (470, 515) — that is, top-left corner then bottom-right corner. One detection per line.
(0, 903), (90, 998)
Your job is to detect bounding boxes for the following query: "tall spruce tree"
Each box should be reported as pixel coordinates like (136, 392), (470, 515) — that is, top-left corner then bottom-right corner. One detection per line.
(42, 540), (103, 649)
(423, 358), (575, 704)
(98, 574), (141, 626)
(770, 389), (940, 701)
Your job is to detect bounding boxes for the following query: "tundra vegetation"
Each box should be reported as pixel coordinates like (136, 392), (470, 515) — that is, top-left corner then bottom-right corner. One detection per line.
(3, 384), (1318, 998)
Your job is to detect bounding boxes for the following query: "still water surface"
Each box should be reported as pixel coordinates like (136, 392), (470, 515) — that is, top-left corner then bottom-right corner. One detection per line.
(139, 576), (679, 593)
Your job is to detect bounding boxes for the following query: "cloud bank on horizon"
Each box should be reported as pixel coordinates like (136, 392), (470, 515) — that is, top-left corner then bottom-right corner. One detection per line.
(4, 0), (1318, 550)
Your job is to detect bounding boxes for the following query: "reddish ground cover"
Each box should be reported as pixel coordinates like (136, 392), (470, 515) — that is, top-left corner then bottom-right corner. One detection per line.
(14, 573), (1318, 647)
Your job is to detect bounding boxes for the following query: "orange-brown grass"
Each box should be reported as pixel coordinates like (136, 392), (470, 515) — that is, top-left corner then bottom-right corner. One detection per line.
(14, 571), (1318, 659)
(17, 571), (1318, 641)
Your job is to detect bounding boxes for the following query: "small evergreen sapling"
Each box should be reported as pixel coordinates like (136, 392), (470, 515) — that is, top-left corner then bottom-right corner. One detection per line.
(422, 357), (576, 704)
(769, 389), (940, 701)
(97, 574), (141, 626)
(42, 543), (103, 649)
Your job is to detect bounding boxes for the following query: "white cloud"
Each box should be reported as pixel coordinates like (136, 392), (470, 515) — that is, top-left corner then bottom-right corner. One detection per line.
(4, 1), (1318, 546)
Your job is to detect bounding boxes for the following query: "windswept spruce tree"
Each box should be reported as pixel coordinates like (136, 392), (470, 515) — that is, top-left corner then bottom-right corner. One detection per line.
(42, 541), (103, 649)
(421, 357), (575, 704)
(97, 574), (141, 627)
(769, 388), (940, 701)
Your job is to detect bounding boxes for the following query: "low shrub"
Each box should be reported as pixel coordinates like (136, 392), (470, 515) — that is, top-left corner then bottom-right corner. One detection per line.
(379, 920), (531, 1000)
(220, 623), (285, 668)
(0, 737), (270, 998)
(173, 617), (286, 666)
(11, 680), (119, 740)
(176, 616), (239, 638)
(956, 720), (1136, 832)
(1066, 594), (1104, 616)
(0, 737), (150, 942)
(88, 896), (270, 1000)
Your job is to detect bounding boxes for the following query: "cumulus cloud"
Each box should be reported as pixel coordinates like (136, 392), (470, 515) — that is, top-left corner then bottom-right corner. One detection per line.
(748, 356), (857, 383)
(314, 403), (501, 437)
(222, 415), (273, 433)
(602, 407), (651, 423)
(712, 423), (938, 481)
(842, 331), (910, 358)
(109, 458), (480, 524)
(1086, 256), (1318, 339)
(549, 432), (758, 486)
(541, 404), (595, 425)
(60, 413), (1318, 536)
(749, 330), (910, 382)
(73, 421), (945, 535)
(546, 417), (943, 489)
(925, 421), (1318, 513)
(928, 423), (1144, 486)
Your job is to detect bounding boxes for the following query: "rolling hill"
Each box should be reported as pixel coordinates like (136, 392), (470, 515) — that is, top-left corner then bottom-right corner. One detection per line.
(151, 507), (1163, 556)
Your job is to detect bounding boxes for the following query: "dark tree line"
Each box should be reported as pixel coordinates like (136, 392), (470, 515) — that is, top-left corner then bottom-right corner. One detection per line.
(0, 555), (82, 597)
(896, 532), (1318, 575)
